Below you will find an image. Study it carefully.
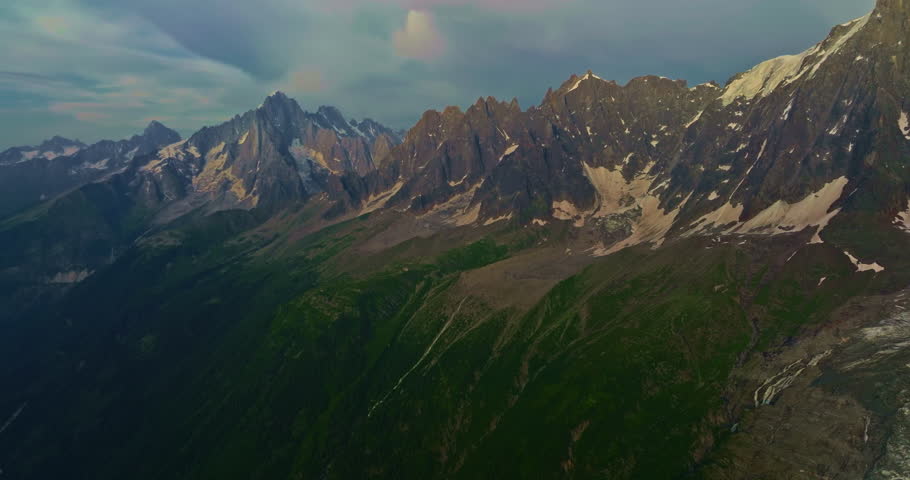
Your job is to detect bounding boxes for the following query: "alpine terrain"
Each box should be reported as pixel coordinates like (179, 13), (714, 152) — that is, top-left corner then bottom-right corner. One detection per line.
(0, 1), (909, 478)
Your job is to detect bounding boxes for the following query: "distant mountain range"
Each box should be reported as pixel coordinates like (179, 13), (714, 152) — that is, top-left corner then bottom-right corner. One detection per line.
(1, 1), (909, 478)
(0, 100), (403, 220)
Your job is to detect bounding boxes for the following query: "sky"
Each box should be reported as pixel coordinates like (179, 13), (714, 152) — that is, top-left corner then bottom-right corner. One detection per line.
(0, 0), (875, 148)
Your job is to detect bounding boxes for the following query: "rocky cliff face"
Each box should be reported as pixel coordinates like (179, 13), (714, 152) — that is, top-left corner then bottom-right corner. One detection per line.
(0, 94), (404, 319)
(340, 4), (907, 264)
(4, 1), (906, 302)
(2, 2), (905, 293)
(1, 2), (909, 479)
(140, 92), (403, 217)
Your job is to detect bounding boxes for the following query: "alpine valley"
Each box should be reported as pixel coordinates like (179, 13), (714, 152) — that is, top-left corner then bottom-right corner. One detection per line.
(1, 1), (910, 478)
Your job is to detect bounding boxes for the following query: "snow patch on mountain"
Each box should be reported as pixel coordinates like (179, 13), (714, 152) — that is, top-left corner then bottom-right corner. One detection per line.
(499, 144), (519, 162)
(721, 54), (809, 106)
(448, 174), (469, 187)
(684, 110), (703, 129)
(0, 403), (26, 436)
(582, 162), (654, 218)
(689, 177), (848, 241)
(62, 146), (81, 156)
(567, 72), (603, 93)
(781, 99), (795, 121)
(595, 193), (692, 256)
(418, 184), (483, 227)
(802, 14), (870, 80)
(720, 13), (869, 106)
(895, 200), (910, 232)
(578, 161), (691, 255)
(15, 146), (81, 162)
(85, 158), (110, 170)
(844, 251), (885, 273)
(157, 140), (189, 160)
(483, 213), (513, 226)
(552, 200), (588, 227)
(48, 269), (93, 284)
(900, 111), (910, 140)
(828, 115), (849, 136)
(361, 181), (404, 215)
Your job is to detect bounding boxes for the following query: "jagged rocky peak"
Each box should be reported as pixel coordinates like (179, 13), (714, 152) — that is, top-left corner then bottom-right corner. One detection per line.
(0, 135), (87, 166)
(315, 105), (345, 123)
(559, 70), (605, 92)
(716, 0), (910, 109)
(249, 91), (403, 143)
(36, 136), (86, 158)
(351, 118), (405, 143)
(344, 0), (910, 260)
(38, 135), (86, 153)
(135, 120), (181, 148)
(256, 90), (305, 125)
(466, 96), (522, 119)
(143, 120), (176, 137)
(309, 105), (356, 136)
(262, 90), (293, 105)
(541, 71), (702, 119)
(136, 90), (409, 216)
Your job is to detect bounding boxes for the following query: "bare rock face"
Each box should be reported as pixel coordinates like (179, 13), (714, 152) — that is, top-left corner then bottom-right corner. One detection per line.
(3, 1), (907, 288)
(14, 0), (905, 251)
(337, 3), (909, 258)
(0, 96), (402, 317)
(2, 2), (910, 479)
(141, 92), (403, 216)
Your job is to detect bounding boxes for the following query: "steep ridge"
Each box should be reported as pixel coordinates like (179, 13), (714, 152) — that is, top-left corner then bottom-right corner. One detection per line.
(0, 97), (401, 322)
(0, 136), (86, 165)
(347, 2), (908, 263)
(0, 124), (179, 218)
(0, 2), (909, 479)
(144, 92), (403, 218)
(1, 2), (905, 312)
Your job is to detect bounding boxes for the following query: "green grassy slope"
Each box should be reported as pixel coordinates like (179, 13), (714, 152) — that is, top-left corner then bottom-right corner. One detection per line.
(0, 210), (895, 479)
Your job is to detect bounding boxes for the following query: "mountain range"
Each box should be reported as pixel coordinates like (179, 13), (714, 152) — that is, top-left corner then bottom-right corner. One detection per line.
(0, 1), (909, 478)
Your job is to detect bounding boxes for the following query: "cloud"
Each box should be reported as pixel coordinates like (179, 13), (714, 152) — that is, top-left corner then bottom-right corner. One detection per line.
(0, 0), (265, 143)
(322, 0), (563, 13)
(0, 0), (877, 147)
(34, 15), (69, 36)
(73, 0), (314, 81)
(393, 10), (445, 61)
(49, 102), (110, 112)
(75, 111), (110, 122)
(47, 103), (112, 122)
(290, 69), (325, 93)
